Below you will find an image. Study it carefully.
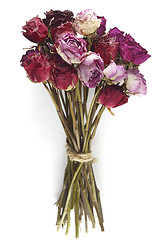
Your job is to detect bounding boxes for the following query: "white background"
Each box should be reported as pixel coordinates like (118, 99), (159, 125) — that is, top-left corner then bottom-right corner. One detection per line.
(0, 0), (160, 239)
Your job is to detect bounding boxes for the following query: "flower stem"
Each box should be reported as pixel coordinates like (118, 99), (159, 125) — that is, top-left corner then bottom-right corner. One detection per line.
(57, 163), (83, 232)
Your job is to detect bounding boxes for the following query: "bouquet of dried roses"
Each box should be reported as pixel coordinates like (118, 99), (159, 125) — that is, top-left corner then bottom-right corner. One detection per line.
(21, 9), (150, 238)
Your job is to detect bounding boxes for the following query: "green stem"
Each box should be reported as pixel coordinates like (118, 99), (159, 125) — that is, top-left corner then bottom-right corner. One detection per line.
(68, 91), (80, 151)
(57, 163), (83, 231)
(82, 87), (102, 153)
(76, 81), (85, 139)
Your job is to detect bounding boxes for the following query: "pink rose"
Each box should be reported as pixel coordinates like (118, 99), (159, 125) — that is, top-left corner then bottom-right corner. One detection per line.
(20, 49), (52, 83)
(22, 16), (48, 43)
(125, 69), (147, 95)
(55, 33), (87, 65)
(103, 60), (127, 84)
(77, 52), (104, 88)
(73, 9), (101, 35)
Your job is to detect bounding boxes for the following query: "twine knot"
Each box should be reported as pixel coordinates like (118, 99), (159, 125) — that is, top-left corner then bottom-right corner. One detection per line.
(66, 145), (97, 163)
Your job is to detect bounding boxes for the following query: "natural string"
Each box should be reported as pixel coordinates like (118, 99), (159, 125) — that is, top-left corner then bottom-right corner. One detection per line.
(66, 145), (97, 163)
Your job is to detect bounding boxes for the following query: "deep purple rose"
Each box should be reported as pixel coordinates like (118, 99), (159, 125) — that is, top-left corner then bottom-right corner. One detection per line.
(97, 84), (128, 108)
(97, 16), (106, 36)
(22, 16), (48, 43)
(55, 33), (87, 65)
(77, 52), (104, 88)
(43, 10), (74, 28)
(20, 49), (52, 83)
(93, 35), (119, 66)
(108, 27), (151, 65)
(125, 68), (147, 95)
(50, 54), (78, 90)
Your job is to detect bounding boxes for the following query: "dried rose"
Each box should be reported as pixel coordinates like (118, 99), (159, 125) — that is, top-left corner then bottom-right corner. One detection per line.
(93, 35), (119, 66)
(22, 16), (48, 43)
(77, 52), (104, 88)
(43, 10), (74, 28)
(73, 9), (101, 36)
(97, 16), (106, 36)
(50, 54), (78, 90)
(51, 22), (75, 43)
(55, 33), (87, 65)
(108, 27), (151, 65)
(20, 49), (52, 83)
(103, 60), (127, 84)
(98, 84), (128, 108)
(125, 69), (147, 95)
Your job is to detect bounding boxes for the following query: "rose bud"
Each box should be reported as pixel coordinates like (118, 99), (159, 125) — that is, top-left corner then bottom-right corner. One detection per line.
(20, 49), (52, 83)
(93, 35), (119, 66)
(125, 69), (147, 95)
(108, 27), (151, 65)
(73, 9), (102, 36)
(50, 54), (78, 90)
(55, 33), (87, 65)
(97, 85), (128, 108)
(77, 52), (104, 88)
(22, 16), (48, 43)
(97, 16), (106, 36)
(103, 60), (127, 84)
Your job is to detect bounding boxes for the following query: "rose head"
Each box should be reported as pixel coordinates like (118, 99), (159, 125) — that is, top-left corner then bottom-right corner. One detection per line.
(77, 52), (104, 88)
(125, 69), (147, 95)
(108, 27), (151, 65)
(20, 49), (52, 83)
(93, 35), (119, 66)
(73, 9), (102, 36)
(43, 10), (74, 28)
(55, 33), (87, 65)
(98, 84), (128, 108)
(50, 54), (78, 90)
(51, 22), (75, 43)
(103, 60), (127, 84)
(22, 16), (48, 43)
(97, 16), (106, 36)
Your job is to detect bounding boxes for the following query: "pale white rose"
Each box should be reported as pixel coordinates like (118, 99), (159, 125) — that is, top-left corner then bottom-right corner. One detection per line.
(73, 9), (101, 36)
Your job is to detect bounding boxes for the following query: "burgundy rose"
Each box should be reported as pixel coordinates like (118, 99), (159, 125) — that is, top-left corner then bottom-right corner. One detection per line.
(97, 84), (128, 108)
(43, 10), (74, 28)
(97, 16), (106, 36)
(50, 54), (78, 90)
(20, 49), (52, 83)
(51, 22), (75, 43)
(22, 16), (48, 43)
(108, 27), (151, 65)
(93, 35), (119, 66)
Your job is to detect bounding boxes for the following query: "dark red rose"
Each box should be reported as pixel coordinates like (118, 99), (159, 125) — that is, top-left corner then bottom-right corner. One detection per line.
(50, 54), (78, 90)
(20, 49), (53, 83)
(22, 16), (48, 43)
(93, 35), (119, 66)
(51, 22), (75, 43)
(43, 10), (74, 28)
(97, 84), (128, 108)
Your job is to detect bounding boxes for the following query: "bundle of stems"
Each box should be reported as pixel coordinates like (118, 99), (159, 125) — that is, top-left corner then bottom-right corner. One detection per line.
(43, 79), (106, 238)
